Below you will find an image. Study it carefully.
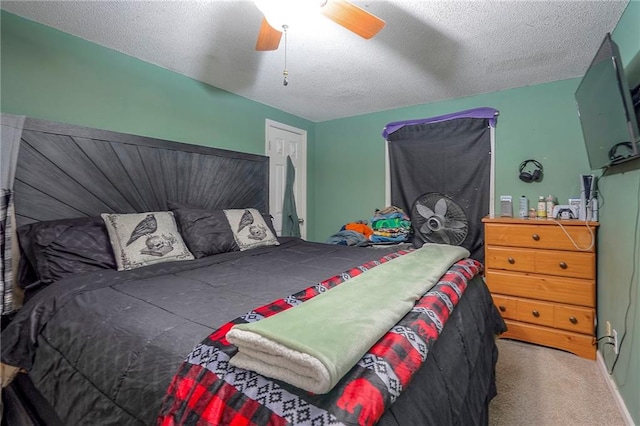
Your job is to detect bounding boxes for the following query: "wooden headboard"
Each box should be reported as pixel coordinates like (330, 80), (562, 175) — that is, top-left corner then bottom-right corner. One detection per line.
(8, 115), (269, 227)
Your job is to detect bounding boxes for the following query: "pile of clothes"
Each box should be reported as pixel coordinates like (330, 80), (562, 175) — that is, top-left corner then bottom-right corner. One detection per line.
(325, 220), (372, 246)
(370, 206), (412, 243)
(325, 206), (412, 246)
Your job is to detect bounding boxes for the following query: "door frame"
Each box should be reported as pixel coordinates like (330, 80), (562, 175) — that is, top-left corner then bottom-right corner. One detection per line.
(264, 119), (308, 239)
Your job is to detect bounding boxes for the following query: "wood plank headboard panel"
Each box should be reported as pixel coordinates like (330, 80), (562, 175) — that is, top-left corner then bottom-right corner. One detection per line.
(10, 116), (269, 227)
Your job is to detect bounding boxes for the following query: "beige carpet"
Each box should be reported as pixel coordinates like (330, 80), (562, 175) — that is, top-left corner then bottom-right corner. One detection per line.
(489, 339), (626, 426)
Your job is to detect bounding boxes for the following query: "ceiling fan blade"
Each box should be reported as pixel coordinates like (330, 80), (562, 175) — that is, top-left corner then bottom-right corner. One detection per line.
(255, 17), (282, 51)
(320, 0), (385, 39)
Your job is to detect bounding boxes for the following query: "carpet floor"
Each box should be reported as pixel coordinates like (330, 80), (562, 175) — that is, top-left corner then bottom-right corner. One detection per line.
(489, 339), (626, 426)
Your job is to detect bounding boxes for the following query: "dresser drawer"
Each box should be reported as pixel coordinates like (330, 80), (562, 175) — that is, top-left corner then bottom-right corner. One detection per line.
(534, 249), (595, 279)
(501, 320), (596, 360)
(485, 223), (595, 252)
(515, 299), (555, 327)
(485, 270), (595, 307)
(486, 247), (535, 272)
(497, 298), (594, 334)
(492, 295), (517, 320)
(554, 305), (594, 334)
(485, 247), (594, 279)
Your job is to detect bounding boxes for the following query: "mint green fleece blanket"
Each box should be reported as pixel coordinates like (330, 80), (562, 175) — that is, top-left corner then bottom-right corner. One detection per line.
(226, 243), (469, 394)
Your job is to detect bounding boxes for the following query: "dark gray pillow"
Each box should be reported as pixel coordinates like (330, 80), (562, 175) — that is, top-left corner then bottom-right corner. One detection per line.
(17, 216), (116, 285)
(171, 207), (239, 258)
(167, 201), (278, 237)
(261, 213), (279, 238)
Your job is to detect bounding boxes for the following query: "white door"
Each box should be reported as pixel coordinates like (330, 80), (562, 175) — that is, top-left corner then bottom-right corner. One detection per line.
(265, 120), (307, 239)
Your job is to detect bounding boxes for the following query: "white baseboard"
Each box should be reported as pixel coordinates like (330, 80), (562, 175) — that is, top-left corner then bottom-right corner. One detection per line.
(596, 349), (635, 425)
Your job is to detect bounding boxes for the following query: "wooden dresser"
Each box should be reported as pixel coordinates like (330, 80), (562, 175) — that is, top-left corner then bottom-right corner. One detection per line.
(482, 217), (598, 359)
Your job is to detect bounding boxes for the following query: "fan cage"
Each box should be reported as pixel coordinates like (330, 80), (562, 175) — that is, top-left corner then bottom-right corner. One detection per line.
(411, 193), (469, 246)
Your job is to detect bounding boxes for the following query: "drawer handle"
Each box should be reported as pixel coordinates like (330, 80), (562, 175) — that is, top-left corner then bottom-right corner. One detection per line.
(569, 316), (578, 324)
(532, 234), (540, 241)
(508, 257), (515, 264)
(532, 310), (540, 318)
(559, 262), (568, 269)
(499, 305), (506, 312)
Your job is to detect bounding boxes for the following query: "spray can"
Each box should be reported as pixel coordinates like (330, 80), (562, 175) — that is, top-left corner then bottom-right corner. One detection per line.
(519, 196), (528, 218)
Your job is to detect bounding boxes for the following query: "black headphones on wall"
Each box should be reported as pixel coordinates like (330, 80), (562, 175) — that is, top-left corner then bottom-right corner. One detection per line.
(519, 159), (543, 183)
(608, 141), (634, 163)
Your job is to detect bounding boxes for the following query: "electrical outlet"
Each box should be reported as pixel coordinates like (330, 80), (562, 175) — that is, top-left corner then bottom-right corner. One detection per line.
(606, 321), (611, 336)
(613, 329), (619, 354)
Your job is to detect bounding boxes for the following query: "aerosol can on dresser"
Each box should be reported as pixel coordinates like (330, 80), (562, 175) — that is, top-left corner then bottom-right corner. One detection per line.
(519, 196), (528, 218)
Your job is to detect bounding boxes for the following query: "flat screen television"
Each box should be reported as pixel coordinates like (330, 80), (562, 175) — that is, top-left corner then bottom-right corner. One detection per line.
(575, 33), (640, 170)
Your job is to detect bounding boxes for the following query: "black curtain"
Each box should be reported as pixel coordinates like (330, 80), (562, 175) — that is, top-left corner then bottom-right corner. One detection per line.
(388, 117), (491, 263)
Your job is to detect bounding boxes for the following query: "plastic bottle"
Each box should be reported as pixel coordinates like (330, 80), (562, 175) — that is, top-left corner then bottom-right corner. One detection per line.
(519, 195), (528, 218)
(545, 195), (556, 218)
(537, 196), (547, 218)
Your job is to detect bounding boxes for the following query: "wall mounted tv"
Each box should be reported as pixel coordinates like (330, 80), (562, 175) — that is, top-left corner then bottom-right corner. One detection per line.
(575, 33), (640, 170)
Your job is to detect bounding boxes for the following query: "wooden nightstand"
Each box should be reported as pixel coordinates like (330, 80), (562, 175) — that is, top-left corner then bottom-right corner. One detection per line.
(482, 217), (599, 359)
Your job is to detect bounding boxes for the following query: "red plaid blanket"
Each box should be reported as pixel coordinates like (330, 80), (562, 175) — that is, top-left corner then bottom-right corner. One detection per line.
(158, 250), (482, 426)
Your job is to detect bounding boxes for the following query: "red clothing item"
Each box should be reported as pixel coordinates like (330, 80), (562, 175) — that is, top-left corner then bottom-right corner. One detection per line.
(345, 222), (374, 238)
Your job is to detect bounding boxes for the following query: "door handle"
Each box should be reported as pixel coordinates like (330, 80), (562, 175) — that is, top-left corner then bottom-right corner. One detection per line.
(298, 218), (304, 224)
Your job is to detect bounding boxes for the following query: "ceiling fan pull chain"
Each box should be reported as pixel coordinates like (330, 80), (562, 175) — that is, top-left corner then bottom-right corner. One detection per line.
(283, 24), (289, 86)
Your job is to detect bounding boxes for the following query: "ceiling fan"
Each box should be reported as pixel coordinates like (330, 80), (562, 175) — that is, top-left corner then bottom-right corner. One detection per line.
(255, 0), (386, 51)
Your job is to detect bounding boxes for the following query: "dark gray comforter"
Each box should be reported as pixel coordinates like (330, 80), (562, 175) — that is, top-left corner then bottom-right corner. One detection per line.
(2, 238), (504, 425)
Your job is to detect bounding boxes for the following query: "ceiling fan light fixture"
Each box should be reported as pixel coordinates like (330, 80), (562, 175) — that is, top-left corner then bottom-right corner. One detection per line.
(255, 0), (323, 30)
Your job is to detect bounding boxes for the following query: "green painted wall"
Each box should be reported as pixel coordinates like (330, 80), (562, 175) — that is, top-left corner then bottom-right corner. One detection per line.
(0, 10), (317, 230)
(599, 2), (640, 423)
(314, 79), (589, 240)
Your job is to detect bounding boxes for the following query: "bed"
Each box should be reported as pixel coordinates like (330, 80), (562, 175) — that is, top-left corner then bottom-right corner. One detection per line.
(0, 114), (506, 425)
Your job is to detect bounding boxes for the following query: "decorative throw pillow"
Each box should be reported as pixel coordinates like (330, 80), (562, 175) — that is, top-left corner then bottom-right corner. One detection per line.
(261, 213), (279, 238)
(171, 207), (239, 258)
(101, 211), (194, 271)
(34, 222), (117, 283)
(223, 208), (280, 251)
(17, 216), (116, 286)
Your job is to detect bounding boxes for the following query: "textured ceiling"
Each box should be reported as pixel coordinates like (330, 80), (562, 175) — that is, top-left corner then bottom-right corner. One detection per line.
(1, 1), (629, 122)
